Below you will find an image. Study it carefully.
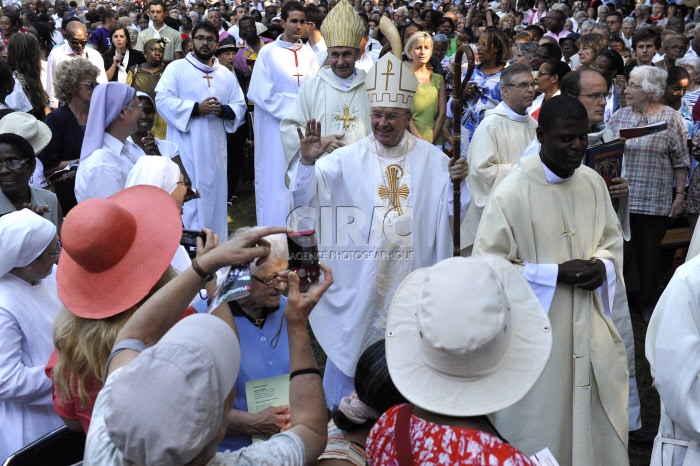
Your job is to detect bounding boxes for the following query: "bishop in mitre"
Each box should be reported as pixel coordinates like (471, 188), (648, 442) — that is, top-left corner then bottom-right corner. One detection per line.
(289, 48), (472, 408)
(474, 96), (629, 466)
(280, 0), (372, 184)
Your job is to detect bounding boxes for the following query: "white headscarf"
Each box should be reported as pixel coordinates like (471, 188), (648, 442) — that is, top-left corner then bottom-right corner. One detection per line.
(0, 209), (57, 277)
(125, 156), (181, 194)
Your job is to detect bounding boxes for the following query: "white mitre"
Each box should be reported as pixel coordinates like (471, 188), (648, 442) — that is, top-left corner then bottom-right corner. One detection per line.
(320, 0), (365, 48)
(364, 53), (418, 109)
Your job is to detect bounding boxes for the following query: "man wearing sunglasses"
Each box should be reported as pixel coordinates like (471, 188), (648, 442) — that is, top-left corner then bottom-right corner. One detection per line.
(45, 20), (107, 109)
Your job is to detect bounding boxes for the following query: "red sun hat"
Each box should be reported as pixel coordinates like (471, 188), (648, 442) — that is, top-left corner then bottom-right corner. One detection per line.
(57, 185), (183, 319)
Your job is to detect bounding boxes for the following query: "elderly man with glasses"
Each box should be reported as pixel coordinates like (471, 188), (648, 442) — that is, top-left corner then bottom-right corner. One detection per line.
(462, 62), (537, 253)
(45, 20), (107, 109)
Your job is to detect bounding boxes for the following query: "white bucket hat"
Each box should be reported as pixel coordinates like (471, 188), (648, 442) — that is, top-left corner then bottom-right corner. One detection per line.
(385, 255), (552, 417)
(0, 112), (52, 154)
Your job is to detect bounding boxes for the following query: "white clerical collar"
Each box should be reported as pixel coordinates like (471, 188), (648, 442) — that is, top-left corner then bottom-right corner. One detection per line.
(542, 161), (573, 184)
(499, 101), (529, 122)
(334, 70), (356, 91)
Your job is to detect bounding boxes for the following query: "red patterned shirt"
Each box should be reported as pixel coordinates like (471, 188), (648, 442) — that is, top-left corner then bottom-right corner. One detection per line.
(367, 404), (534, 465)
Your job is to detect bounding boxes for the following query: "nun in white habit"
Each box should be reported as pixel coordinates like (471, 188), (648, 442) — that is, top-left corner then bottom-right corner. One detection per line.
(0, 209), (64, 462)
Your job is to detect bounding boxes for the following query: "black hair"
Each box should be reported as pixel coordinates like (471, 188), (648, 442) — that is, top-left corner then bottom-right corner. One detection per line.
(632, 27), (661, 50)
(0, 133), (36, 160)
(163, 15), (180, 30)
(667, 65), (691, 86)
(537, 42), (562, 62)
(540, 59), (570, 83)
(539, 94), (588, 132)
(598, 49), (624, 76)
(148, 0), (165, 11)
(304, 4), (323, 28)
(331, 340), (407, 432)
(192, 20), (219, 41)
(524, 24), (543, 41)
(281, 0), (304, 21)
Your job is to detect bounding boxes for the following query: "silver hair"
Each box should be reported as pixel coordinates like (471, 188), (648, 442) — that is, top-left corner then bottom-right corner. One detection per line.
(581, 20), (599, 31)
(550, 2), (570, 15)
(676, 56), (700, 76)
(629, 65), (667, 101)
(622, 17), (636, 26)
(229, 227), (288, 275)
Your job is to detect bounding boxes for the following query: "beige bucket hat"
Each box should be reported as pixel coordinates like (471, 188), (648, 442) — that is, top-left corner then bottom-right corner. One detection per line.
(385, 255), (552, 417)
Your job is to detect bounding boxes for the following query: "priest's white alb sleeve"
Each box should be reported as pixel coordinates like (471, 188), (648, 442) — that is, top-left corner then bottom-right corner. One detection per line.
(596, 258), (616, 319)
(522, 262), (558, 314)
(291, 161), (316, 208)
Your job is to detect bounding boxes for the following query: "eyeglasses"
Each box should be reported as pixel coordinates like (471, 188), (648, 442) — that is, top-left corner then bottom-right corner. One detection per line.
(579, 92), (612, 100)
(628, 82), (643, 90)
(0, 158), (31, 170)
(79, 81), (99, 89)
(193, 35), (217, 43)
(251, 274), (287, 288)
(125, 102), (144, 112)
(371, 111), (411, 122)
(667, 45), (687, 52)
(671, 87), (689, 96)
(48, 238), (62, 256)
(606, 19), (619, 24)
(506, 81), (535, 89)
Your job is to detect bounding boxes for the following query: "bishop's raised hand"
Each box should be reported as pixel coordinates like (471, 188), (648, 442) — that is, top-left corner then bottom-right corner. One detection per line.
(298, 119), (334, 165)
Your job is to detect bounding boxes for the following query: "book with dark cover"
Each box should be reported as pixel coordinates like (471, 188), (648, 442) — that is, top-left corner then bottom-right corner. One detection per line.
(619, 121), (667, 139)
(586, 139), (624, 211)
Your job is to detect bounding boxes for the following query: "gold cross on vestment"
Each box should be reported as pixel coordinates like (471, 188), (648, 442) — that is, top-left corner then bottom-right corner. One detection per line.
(378, 164), (409, 216)
(560, 213), (577, 247)
(203, 74), (213, 87)
(334, 106), (357, 130)
(381, 60), (394, 89)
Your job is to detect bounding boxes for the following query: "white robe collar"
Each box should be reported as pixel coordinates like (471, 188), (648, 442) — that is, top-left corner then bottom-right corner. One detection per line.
(491, 101), (530, 122)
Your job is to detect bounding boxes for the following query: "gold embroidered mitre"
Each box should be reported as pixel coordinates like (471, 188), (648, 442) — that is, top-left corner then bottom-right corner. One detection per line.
(364, 53), (418, 109)
(320, 0), (365, 49)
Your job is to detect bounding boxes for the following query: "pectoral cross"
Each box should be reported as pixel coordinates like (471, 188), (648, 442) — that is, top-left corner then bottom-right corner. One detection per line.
(293, 72), (303, 86)
(381, 60), (394, 89)
(560, 213), (577, 248)
(378, 164), (409, 216)
(334, 106), (357, 130)
(203, 74), (212, 87)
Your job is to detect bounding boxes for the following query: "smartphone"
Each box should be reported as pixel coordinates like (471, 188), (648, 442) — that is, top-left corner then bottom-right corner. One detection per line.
(287, 230), (320, 281)
(181, 229), (206, 260)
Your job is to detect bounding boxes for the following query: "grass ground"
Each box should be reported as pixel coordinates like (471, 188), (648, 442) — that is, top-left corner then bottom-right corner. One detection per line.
(228, 179), (662, 464)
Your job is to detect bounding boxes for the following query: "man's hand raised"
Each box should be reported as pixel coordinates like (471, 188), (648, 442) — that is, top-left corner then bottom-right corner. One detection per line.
(298, 119), (334, 165)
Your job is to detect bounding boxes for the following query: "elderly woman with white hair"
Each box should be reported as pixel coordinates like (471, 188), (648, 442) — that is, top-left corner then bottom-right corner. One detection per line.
(676, 56), (700, 110)
(608, 65), (690, 323)
(217, 226), (294, 453)
(0, 209), (63, 461)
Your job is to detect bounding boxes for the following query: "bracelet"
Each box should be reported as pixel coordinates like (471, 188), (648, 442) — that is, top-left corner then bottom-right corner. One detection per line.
(289, 368), (322, 381)
(191, 259), (214, 282)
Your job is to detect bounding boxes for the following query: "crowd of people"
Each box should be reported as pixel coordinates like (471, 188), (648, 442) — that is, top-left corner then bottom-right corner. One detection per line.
(3, 0), (700, 464)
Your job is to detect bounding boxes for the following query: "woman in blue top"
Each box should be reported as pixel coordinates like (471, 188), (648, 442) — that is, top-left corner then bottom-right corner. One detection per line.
(446, 27), (511, 155)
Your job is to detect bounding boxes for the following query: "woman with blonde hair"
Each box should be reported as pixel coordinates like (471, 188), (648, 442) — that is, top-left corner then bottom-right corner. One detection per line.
(45, 185), (208, 433)
(406, 31), (446, 147)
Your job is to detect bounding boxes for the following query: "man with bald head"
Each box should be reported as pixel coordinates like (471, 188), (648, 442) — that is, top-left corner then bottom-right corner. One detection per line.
(46, 21), (108, 108)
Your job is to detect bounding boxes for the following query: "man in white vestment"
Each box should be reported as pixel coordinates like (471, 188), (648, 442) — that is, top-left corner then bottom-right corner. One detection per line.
(248, 0), (319, 227)
(460, 62), (537, 253)
(46, 21), (108, 109)
(155, 22), (246, 240)
(290, 52), (471, 409)
(303, 4), (328, 66)
(646, 254), (700, 466)
(474, 95), (629, 466)
(280, 0), (371, 184)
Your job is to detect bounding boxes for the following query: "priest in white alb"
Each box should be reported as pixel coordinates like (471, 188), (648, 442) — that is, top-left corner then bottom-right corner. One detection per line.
(461, 62), (537, 254)
(474, 96), (629, 466)
(248, 1), (319, 227)
(289, 51), (471, 408)
(280, 0), (374, 183)
(155, 22), (246, 241)
(646, 254), (700, 466)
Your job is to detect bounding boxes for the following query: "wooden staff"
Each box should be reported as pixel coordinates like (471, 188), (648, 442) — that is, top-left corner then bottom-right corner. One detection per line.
(450, 44), (475, 256)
